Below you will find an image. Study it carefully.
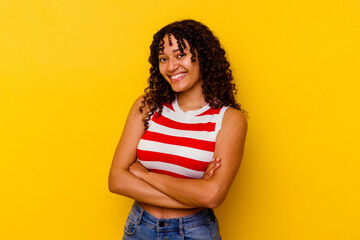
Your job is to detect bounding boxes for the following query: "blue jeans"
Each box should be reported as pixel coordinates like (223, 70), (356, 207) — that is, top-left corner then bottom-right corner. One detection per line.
(122, 201), (221, 240)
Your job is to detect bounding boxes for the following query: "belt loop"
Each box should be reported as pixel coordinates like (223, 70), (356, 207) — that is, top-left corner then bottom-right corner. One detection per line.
(179, 218), (184, 236)
(157, 219), (160, 237)
(136, 207), (144, 226)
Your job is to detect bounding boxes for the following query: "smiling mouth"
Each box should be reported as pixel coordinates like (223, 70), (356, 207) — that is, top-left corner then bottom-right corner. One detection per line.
(169, 72), (186, 81)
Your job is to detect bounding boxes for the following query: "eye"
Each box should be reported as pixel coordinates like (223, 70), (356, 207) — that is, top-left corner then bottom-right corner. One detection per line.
(177, 53), (186, 58)
(159, 57), (167, 62)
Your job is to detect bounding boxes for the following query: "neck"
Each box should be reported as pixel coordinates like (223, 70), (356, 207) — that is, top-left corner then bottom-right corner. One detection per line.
(177, 90), (207, 112)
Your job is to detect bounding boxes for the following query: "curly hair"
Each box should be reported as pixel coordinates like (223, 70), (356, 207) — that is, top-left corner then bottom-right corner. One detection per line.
(140, 19), (244, 130)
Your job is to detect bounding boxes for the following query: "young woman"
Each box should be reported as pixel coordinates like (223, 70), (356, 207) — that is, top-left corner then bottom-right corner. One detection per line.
(109, 19), (247, 240)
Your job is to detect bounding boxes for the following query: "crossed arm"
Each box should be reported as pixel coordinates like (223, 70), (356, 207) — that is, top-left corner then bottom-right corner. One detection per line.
(108, 96), (247, 209)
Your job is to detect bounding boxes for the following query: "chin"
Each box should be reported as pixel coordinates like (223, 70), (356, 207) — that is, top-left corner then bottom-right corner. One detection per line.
(171, 87), (188, 93)
(171, 88), (183, 93)
(170, 84), (187, 93)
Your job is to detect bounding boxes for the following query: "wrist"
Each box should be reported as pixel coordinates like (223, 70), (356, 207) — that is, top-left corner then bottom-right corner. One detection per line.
(141, 170), (152, 182)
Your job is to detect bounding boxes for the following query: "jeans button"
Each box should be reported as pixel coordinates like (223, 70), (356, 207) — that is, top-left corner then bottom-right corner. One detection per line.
(159, 221), (165, 227)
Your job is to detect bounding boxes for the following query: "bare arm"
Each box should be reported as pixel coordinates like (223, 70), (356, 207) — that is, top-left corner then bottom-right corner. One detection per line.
(130, 108), (247, 209)
(108, 96), (196, 209)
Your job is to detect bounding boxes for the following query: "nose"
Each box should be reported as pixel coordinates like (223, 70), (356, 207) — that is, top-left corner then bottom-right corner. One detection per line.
(167, 57), (179, 72)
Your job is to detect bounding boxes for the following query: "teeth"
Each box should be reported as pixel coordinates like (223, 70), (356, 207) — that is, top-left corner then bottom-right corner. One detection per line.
(170, 73), (186, 80)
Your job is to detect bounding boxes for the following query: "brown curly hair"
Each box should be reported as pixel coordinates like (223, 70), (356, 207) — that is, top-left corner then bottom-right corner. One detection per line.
(140, 19), (244, 130)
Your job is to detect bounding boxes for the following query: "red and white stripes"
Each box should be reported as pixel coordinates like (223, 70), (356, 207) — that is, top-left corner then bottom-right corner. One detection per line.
(137, 98), (228, 179)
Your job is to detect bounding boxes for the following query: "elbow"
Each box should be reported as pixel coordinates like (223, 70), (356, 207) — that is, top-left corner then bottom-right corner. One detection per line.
(202, 186), (226, 209)
(108, 173), (125, 194)
(108, 168), (129, 194)
(108, 179), (118, 193)
(108, 180), (127, 195)
(205, 197), (224, 209)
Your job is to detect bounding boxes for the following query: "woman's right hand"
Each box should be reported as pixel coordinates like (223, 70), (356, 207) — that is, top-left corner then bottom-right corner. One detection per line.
(202, 157), (221, 180)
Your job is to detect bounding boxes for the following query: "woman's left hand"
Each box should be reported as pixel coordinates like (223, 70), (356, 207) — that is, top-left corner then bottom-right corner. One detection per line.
(129, 161), (149, 180)
(202, 157), (221, 180)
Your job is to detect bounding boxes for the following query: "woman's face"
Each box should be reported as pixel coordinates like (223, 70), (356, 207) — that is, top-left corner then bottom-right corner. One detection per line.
(158, 34), (202, 94)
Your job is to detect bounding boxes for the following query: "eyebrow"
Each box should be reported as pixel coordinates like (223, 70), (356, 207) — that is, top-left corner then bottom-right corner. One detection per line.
(158, 49), (181, 55)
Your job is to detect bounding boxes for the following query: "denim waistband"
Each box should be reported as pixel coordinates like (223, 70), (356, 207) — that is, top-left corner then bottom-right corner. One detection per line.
(129, 201), (216, 231)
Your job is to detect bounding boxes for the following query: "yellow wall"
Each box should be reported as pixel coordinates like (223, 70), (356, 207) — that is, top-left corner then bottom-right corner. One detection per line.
(1, 0), (359, 239)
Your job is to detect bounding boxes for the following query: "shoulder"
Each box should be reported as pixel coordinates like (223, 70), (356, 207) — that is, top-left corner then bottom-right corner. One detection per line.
(126, 95), (149, 122)
(133, 95), (146, 109)
(222, 107), (248, 133)
(130, 95), (149, 114)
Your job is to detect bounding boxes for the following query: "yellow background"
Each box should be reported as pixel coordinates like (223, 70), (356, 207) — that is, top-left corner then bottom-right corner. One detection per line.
(1, 0), (359, 239)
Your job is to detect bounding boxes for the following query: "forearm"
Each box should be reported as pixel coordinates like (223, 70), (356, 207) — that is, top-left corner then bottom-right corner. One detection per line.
(142, 172), (224, 209)
(108, 169), (196, 209)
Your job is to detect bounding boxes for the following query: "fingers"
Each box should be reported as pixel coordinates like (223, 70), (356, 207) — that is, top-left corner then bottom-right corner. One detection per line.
(210, 158), (221, 172)
(208, 169), (214, 178)
(202, 170), (213, 180)
(210, 157), (220, 165)
(210, 157), (221, 170)
(202, 157), (221, 180)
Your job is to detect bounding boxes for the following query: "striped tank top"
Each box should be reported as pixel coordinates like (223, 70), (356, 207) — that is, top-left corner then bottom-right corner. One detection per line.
(137, 98), (228, 179)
